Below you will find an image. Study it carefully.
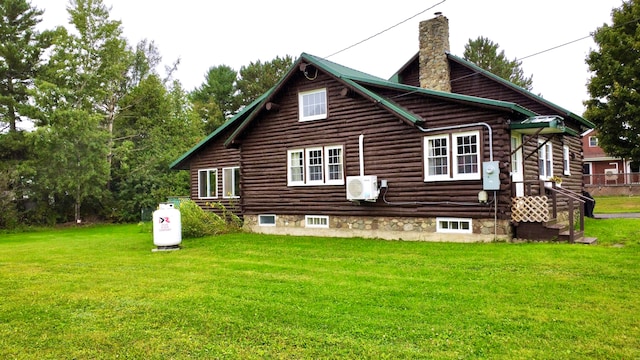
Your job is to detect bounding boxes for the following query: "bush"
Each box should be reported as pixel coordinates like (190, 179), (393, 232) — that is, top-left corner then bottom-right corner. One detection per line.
(179, 200), (242, 238)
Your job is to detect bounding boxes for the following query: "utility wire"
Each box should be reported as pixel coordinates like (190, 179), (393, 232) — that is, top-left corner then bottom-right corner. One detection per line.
(325, 0), (447, 59)
(518, 15), (640, 61)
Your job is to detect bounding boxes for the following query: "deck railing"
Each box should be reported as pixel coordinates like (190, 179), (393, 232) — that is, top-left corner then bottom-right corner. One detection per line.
(583, 171), (640, 186)
(512, 180), (588, 243)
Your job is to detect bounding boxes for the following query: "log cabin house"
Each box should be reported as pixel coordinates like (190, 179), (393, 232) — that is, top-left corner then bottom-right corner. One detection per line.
(171, 14), (595, 242)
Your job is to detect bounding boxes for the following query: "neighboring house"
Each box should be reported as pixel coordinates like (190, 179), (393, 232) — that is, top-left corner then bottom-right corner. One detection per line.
(582, 128), (639, 186)
(171, 14), (594, 242)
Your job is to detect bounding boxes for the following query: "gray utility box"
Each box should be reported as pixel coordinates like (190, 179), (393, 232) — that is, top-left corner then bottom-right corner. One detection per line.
(482, 161), (501, 191)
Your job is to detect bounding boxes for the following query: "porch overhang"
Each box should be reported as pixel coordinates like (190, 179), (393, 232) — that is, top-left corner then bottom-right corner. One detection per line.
(510, 115), (577, 136)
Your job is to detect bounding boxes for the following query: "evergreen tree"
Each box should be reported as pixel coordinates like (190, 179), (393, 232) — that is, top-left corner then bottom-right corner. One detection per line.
(235, 55), (294, 107)
(585, 0), (640, 163)
(0, 0), (53, 132)
(190, 65), (236, 133)
(463, 36), (533, 91)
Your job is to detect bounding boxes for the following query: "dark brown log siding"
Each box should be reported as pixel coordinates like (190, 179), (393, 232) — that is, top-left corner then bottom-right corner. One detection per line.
(237, 71), (517, 220)
(397, 59), (584, 135)
(519, 132), (584, 211)
(188, 126), (242, 215)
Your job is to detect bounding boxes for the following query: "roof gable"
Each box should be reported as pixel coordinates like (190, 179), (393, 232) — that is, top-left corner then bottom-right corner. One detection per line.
(389, 52), (594, 130)
(169, 92), (269, 170)
(224, 52), (537, 146)
(172, 52), (546, 169)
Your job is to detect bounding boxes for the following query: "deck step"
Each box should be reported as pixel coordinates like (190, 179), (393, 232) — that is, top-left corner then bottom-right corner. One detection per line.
(574, 237), (598, 245)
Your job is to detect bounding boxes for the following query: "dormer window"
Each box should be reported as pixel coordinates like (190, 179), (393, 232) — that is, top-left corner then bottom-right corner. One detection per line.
(299, 88), (327, 121)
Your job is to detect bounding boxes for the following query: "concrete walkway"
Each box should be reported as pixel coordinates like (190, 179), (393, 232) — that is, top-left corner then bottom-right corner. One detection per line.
(594, 213), (640, 219)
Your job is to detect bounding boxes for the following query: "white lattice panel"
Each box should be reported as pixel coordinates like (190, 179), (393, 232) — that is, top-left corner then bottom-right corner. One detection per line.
(511, 196), (549, 222)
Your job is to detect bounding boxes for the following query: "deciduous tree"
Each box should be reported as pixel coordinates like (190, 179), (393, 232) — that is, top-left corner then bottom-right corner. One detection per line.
(585, 0), (640, 163)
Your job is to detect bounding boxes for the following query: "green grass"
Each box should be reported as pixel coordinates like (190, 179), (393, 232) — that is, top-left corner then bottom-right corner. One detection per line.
(1, 224), (639, 359)
(594, 195), (640, 213)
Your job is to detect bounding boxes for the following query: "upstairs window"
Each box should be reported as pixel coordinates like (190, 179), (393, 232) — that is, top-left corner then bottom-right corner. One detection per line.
(589, 136), (598, 147)
(299, 88), (327, 121)
(424, 131), (481, 181)
(198, 169), (217, 198)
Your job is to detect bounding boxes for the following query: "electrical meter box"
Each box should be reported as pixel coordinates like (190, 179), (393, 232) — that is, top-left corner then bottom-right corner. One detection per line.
(482, 161), (501, 190)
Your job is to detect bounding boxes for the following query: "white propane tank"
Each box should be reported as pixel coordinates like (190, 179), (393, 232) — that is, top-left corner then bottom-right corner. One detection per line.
(152, 203), (182, 249)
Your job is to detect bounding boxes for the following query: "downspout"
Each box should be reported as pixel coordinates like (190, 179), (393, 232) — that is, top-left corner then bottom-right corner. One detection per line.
(359, 134), (365, 177)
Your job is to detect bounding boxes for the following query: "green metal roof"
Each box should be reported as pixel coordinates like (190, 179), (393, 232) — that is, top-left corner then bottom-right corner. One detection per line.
(445, 52), (595, 130)
(169, 92), (270, 170)
(510, 115), (579, 136)
(172, 51), (580, 170)
(222, 52), (537, 146)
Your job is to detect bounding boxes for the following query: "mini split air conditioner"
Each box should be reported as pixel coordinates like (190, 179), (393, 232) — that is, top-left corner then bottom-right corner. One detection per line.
(346, 175), (379, 201)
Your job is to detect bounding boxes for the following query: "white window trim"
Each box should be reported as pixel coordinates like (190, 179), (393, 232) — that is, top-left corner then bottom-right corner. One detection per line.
(306, 147), (324, 185)
(324, 145), (344, 185)
(288, 149), (305, 186)
(563, 145), (571, 176)
(258, 214), (277, 226)
(198, 168), (218, 199)
(424, 131), (481, 182)
(222, 167), (240, 199)
(538, 140), (553, 180)
(424, 134), (450, 181)
(452, 131), (481, 180)
(298, 88), (327, 122)
(436, 217), (472, 234)
(288, 145), (344, 186)
(305, 215), (329, 228)
(589, 136), (598, 147)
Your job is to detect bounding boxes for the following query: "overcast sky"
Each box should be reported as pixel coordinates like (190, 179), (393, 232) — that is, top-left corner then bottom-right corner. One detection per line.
(31, 0), (623, 116)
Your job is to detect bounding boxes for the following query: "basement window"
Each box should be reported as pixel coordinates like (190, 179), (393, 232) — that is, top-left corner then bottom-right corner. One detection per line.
(436, 217), (472, 234)
(258, 214), (276, 226)
(305, 215), (329, 228)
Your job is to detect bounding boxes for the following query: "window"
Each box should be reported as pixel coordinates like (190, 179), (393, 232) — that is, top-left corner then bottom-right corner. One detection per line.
(563, 145), (571, 176)
(223, 167), (240, 198)
(453, 132), (480, 178)
(424, 131), (481, 181)
(307, 148), (324, 184)
(288, 145), (344, 186)
(299, 88), (327, 121)
(437, 218), (472, 234)
(288, 150), (304, 185)
(198, 169), (217, 198)
(258, 214), (276, 226)
(589, 136), (598, 147)
(425, 135), (449, 180)
(325, 146), (344, 184)
(305, 215), (329, 228)
(538, 140), (553, 179)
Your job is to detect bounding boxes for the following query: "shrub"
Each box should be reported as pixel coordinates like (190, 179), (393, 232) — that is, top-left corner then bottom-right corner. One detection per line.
(179, 199), (242, 238)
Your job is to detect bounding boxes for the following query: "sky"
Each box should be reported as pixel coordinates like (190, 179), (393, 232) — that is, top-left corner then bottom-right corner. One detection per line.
(30, 0), (624, 116)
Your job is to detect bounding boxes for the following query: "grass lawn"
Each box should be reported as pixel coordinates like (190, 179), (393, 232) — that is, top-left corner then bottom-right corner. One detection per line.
(1, 224), (639, 359)
(593, 195), (640, 213)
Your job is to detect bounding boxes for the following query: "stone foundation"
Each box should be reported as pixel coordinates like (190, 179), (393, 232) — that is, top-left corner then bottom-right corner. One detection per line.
(244, 214), (511, 242)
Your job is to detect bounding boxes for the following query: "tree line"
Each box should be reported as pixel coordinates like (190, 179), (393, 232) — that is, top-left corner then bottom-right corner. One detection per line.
(0, 0), (292, 228)
(3, 0), (628, 229)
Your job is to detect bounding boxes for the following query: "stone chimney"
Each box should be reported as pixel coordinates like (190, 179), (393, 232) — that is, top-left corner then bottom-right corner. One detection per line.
(418, 13), (451, 92)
